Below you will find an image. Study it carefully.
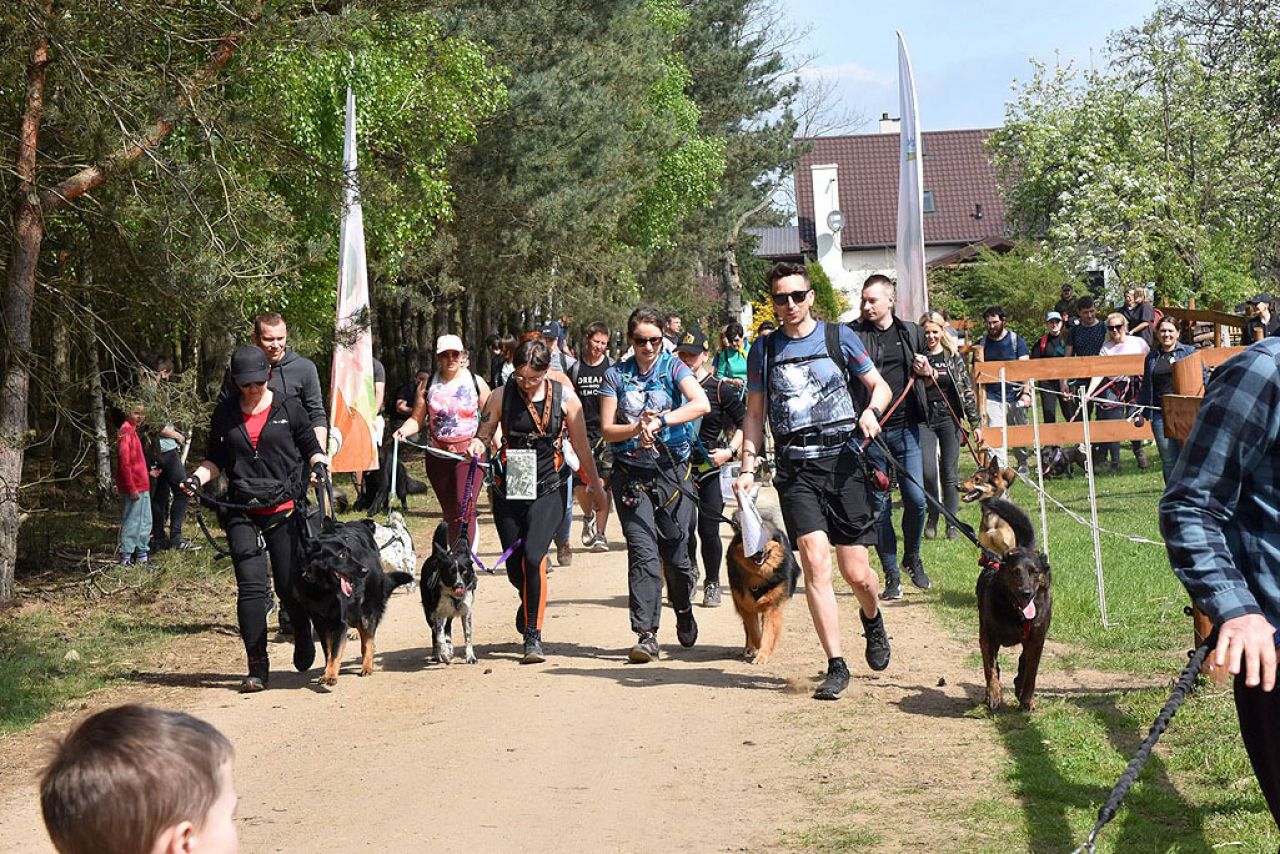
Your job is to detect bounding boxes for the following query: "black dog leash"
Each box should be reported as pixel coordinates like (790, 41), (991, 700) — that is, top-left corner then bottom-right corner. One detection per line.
(1071, 632), (1218, 853)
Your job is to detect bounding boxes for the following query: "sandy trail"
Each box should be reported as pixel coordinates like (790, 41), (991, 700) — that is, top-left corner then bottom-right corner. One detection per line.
(0, 487), (1148, 852)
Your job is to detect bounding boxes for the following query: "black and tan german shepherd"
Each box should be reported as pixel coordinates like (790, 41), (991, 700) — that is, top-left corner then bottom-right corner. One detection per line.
(725, 519), (800, 665)
(295, 519), (414, 685)
(973, 492), (1052, 712)
(960, 454), (1024, 556)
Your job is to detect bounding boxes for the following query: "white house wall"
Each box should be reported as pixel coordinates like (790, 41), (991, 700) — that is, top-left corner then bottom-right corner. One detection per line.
(833, 245), (965, 318)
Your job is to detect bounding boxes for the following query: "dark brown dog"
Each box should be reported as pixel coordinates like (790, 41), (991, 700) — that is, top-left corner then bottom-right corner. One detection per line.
(974, 497), (1052, 711)
(960, 454), (1021, 555)
(725, 521), (800, 665)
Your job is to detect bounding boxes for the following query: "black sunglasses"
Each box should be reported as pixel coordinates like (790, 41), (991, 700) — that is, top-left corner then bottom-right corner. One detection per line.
(1107, 324), (1125, 331)
(632, 335), (664, 348)
(771, 289), (811, 306)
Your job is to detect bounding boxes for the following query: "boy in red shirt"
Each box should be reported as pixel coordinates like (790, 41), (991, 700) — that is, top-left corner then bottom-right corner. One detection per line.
(116, 404), (153, 565)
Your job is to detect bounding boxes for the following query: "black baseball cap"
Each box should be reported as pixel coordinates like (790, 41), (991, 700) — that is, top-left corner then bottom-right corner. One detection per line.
(675, 328), (707, 355)
(539, 320), (563, 339)
(230, 344), (269, 385)
(1248, 292), (1274, 305)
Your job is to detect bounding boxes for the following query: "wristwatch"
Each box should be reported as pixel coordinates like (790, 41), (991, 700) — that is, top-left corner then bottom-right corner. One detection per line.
(869, 406), (883, 421)
(658, 413), (668, 430)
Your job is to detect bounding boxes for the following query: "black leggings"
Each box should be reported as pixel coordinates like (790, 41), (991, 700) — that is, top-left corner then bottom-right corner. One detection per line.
(150, 449), (189, 544)
(920, 403), (961, 530)
(225, 509), (308, 678)
(688, 470), (727, 586)
(493, 484), (567, 633)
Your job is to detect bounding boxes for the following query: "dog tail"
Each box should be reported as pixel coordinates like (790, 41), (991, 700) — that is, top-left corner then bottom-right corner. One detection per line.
(388, 571), (415, 591)
(387, 509), (406, 528)
(985, 497), (1036, 549)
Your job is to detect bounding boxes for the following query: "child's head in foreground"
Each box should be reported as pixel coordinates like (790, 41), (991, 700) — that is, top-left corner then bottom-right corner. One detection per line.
(40, 704), (238, 854)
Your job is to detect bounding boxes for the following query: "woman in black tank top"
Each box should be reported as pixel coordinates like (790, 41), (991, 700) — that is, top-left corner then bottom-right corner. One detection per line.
(472, 339), (604, 664)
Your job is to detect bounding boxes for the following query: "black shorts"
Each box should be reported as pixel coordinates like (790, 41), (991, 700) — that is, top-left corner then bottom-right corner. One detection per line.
(774, 450), (877, 547)
(578, 429), (613, 482)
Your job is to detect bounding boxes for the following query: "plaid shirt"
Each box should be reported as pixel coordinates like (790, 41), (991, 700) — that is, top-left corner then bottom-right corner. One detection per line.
(1160, 339), (1280, 630)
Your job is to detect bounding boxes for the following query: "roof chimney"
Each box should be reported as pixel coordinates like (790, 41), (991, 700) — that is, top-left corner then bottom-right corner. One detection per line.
(879, 113), (901, 134)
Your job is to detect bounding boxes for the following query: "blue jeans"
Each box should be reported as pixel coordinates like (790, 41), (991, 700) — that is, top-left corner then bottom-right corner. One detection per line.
(1151, 412), (1182, 484)
(870, 422), (926, 576)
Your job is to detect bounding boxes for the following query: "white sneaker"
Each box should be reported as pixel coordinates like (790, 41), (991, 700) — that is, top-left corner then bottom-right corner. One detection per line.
(591, 534), (609, 553)
(580, 517), (597, 547)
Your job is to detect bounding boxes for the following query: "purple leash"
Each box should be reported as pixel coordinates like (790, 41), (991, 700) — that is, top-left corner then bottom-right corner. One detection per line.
(457, 454), (521, 574)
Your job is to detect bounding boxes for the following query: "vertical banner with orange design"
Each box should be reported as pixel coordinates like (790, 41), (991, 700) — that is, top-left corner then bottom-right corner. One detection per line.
(328, 83), (378, 473)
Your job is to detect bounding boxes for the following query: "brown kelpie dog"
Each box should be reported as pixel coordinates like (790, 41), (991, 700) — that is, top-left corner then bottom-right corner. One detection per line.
(972, 493), (1052, 712)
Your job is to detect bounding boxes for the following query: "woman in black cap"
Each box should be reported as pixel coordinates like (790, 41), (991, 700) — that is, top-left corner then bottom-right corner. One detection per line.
(675, 327), (744, 607)
(185, 344), (329, 692)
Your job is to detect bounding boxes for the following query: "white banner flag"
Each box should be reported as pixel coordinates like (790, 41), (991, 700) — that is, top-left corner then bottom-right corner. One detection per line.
(328, 84), (378, 473)
(895, 31), (928, 324)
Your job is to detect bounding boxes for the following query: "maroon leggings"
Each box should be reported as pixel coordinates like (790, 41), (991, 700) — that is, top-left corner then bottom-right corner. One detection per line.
(424, 453), (480, 544)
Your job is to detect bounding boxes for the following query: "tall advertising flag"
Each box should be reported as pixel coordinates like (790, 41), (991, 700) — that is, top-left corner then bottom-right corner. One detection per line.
(895, 31), (928, 323)
(328, 83), (378, 473)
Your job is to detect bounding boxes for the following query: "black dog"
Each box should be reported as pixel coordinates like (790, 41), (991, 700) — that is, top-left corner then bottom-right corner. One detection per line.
(419, 522), (478, 664)
(357, 443), (428, 515)
(975, 499), (1053, 712)
(295, 518), (413, 685)
(1040, 444), (1088, 479)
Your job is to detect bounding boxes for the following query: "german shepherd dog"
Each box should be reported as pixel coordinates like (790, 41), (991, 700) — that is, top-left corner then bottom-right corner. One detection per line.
(419, 522), (478, 665)
(295, 519), (414, 685)
(960, 455), (1023, 556)
(974, 500), (1052, 712)
(725, 518), (800, 665)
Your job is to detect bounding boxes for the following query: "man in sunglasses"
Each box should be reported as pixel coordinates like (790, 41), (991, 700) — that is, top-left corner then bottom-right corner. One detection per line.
(736, 262), (894, 700)
(849, 275), (936, 599)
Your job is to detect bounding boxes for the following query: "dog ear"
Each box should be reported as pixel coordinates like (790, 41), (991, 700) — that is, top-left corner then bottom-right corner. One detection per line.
(432, 522), (449, 555)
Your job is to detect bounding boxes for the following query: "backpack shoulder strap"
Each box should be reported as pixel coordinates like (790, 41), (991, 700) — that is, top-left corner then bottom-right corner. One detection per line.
(550, 379), (565, 443)
(824, 321), (850, 383)
(568, 360), (580, 385)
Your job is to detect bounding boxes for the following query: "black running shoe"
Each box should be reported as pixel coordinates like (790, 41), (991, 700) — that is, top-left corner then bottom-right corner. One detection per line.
(675, 607), (698, 648)
(521, 629), (546, 664)
(879, 576), (903, 601)
(861, 610), (891, 671)
(629, 632), (660, 663)
(813, 659), (851, 700)
(904, 555), (932, 590)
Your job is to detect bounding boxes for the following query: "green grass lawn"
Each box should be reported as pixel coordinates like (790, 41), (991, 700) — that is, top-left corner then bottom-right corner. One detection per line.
(898, 455), (1280, 853)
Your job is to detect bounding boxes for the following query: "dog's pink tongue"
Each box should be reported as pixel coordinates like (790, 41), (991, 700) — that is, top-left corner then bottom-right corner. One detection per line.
(1022, 600), (1037, 620)
(340, 577), (353, 597)
(453, 586), (465, 598)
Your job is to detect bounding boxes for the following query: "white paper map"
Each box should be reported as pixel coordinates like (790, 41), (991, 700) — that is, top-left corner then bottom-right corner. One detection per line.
(735, 487), (768, 557)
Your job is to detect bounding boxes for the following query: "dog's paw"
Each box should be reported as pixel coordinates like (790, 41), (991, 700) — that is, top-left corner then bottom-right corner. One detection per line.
(985, 691), (1002, 712)
(465, 650), (477, 664)
(319, 674), (338, 687)
(359, 665), (372, 677)
(751, 652), (771, 666)
(742, 646), (758, 661)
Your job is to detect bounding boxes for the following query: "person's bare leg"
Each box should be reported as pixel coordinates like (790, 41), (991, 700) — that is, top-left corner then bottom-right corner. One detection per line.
(796, 530), (841, 659)
(835, 544), (880, 618)
(594, 477), (612, 533)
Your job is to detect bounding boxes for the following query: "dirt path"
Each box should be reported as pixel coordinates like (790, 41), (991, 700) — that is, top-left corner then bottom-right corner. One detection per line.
(0, 487), (1148, 853)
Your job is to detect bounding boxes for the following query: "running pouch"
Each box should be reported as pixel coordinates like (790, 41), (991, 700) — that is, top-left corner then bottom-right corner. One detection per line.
(504, 449), (538, 500)
(229, 477), (292, 507)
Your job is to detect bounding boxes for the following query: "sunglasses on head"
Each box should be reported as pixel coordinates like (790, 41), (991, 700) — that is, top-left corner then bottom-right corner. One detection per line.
(632, 335), (664, 348)
(1107, 324), (1125, 331)
(771, 289), (811, 306)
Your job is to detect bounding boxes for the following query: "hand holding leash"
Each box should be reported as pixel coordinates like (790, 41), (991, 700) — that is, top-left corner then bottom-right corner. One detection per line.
(1214, 613), (1277, 690)
(858, 407), (882, 440)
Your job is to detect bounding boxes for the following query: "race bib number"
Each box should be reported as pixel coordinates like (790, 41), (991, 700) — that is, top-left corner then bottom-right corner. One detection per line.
(505, 449), (538, 501)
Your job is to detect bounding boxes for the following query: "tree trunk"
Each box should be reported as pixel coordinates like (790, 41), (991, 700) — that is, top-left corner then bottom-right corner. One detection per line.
(50, 303), (74, 481)
(86, 312), (114, 501)
(0, 5), (52, 601)
(723, 245), (743, 322)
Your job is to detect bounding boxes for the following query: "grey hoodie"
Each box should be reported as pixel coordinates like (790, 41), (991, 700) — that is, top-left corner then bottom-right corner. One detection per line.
(219, 347), (327, 430)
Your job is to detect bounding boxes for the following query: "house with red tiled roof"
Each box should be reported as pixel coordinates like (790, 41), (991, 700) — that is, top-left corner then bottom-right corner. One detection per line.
(792, 118), (1010, 312)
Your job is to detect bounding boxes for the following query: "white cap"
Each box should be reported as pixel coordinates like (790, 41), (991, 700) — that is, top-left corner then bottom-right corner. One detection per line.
(435, 334), (464, 354)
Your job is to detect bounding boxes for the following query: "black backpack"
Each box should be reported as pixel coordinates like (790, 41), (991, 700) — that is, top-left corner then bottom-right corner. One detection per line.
(761, 322), (859, 436)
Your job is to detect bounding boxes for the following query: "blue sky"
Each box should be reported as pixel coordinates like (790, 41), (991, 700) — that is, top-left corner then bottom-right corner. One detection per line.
(788, 0), (1160, 132)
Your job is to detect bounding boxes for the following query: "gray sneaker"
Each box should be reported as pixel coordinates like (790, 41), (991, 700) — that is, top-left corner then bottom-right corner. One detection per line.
(591, 533), (609, 553)
(521, 629), (546, 664)
(702, 582), (722, 608)
(628, 632), (660, 663)
(580, 518), (597, 547)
